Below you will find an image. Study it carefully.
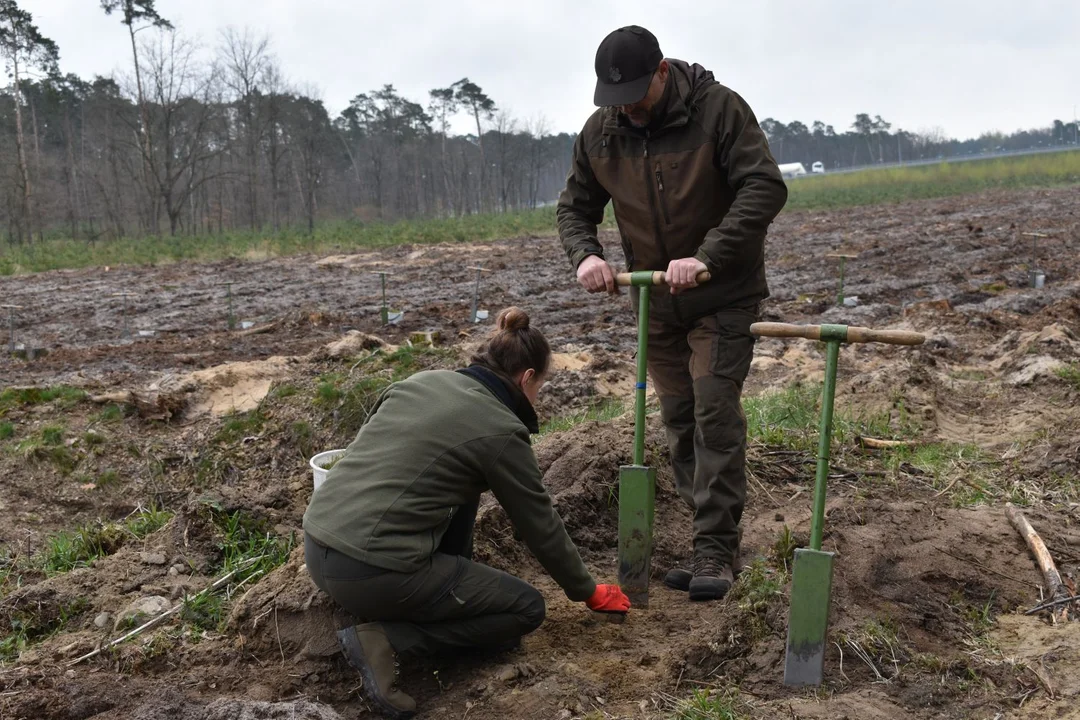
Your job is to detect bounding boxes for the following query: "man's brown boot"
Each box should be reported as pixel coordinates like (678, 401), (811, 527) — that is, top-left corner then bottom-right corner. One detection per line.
(337, 623), (416, 719)
(688, 556), (734, 602)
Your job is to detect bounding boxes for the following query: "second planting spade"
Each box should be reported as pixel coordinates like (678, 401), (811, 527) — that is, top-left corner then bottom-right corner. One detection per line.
(749, 321), (925, 687)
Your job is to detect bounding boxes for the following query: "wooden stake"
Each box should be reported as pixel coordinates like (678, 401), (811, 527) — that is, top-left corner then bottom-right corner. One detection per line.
(1005, 503), (1070, 622)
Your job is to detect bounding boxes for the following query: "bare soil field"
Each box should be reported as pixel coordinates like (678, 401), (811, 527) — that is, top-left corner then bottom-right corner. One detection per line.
(1, 186), (1079, 720)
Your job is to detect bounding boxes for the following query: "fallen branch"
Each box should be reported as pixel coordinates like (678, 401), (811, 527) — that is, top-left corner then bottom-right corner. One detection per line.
(237, 321), (278, 337)
(1024, 593), (1080, 616)
(1006, 503), (1070, 623)
(830, 465), (886, 479)
(66, 556), (264, 667)
(858, 436), (917, 450)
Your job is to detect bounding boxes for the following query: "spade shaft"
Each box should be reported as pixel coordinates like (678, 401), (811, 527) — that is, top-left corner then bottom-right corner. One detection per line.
(810, 339), (840, 550)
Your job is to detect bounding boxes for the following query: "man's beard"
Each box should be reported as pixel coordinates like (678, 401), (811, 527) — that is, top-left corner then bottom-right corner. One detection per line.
(625, 110), (650, 128)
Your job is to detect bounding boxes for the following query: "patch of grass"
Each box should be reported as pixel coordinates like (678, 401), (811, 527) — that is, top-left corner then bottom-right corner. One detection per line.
(785, 149), (1080, 211)
(97, 404), (127, 423)
(885, 442), (994, 505)
(314, 380), (344, 407)
(288, 420), (315, 459)
(0, 597), (90, 664)
(179, 591), (226, 633)
(744, 384), (819, 450)
(270, 383), (299, 399)
(168, 506), (295, 634)
(40, 425), (64, 446)
(727, 558), (787, 642)
(209, 508), (294, 582)
(96, 469), (121, 488)
(36, 523), (125, 575)
(125, 505), (173, 539)
(16, 425), (78, 474)
(83, 429), (107, 447)
(670, 688), (749, 720)
(0, 552), (19, 600)
(539, 398), (627, 435)
(1056, 363), (1080, 390)
(771, 525), (797, 571)
(30, 507), (169, 576)
(0, 422), (13, 440)
(214, 409), (265, 445)
(0, 385), (87, 412)
(948, 588), (999, 651)
(743, 383), (903, 451)
(964, 593), (996, 635)
(839, 617), (909, 680)
(194, 453), (233, 487)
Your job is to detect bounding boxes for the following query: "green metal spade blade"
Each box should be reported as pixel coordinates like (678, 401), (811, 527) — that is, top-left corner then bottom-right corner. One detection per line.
(784, 547), (835, 685)
(618, 464), (656, 609)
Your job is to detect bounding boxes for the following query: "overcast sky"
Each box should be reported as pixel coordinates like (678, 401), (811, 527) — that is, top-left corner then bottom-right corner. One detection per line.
(23, 0), (1080, 141)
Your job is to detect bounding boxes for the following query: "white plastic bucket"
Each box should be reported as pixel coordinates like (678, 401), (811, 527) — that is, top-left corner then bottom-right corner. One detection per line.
(310, 449), (347, 491)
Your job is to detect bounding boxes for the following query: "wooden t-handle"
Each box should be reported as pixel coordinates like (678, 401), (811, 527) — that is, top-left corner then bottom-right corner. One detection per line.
(750, 322), (925, 346)
(844, 326), (926, 345)
(615, 270), (712, 287)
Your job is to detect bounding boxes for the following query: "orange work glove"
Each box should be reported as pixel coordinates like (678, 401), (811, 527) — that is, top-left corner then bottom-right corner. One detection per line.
(585, 584), (631, 613)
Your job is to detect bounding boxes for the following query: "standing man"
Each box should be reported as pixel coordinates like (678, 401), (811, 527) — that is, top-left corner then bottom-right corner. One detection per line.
(557, 26), (788, 601)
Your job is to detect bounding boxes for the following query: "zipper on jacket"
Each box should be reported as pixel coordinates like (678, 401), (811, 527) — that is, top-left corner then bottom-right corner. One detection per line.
(655, 163), (671, 225)
(642, 132), (665, 260)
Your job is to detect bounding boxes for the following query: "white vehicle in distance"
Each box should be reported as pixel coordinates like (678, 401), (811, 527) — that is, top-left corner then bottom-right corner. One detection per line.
(778, 162), (807, 179)
(812, 161), (825, 174)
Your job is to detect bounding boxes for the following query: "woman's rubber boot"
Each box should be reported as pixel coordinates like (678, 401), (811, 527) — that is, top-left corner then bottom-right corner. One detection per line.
(337, 623), (416, 719)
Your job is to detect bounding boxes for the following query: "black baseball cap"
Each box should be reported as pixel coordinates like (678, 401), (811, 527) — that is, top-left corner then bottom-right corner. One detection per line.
(593, 25), (663, 107)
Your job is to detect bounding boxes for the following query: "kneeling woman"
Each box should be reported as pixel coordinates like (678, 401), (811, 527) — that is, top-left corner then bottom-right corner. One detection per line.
(302, 307), (630, 719)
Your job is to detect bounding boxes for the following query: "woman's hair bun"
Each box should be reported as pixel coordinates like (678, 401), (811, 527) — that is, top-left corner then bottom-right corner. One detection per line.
(496, 306), (530, 332)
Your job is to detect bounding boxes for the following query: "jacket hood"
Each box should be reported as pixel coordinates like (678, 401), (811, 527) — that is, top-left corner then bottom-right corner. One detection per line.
(602, 58), (717, 135)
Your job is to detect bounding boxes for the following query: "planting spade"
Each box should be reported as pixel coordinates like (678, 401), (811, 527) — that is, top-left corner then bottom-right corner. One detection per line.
(374, 271), (404, 325)
(466, 266), (492, 323)
(2, 304), (22, 354)
(825, 252), (858, 306)
(613, 268), (711, 609)
(749, 321), (925, 686)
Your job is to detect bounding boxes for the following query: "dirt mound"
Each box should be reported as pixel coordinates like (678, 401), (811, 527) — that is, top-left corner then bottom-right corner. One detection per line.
(184, 358), (294, 417)
(535, 348), (635, 417)
(318, 330), (391, 359)
(228, 547), (342, 662)
(471, 414), (692, 582)
(85, 356), (295, 421)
